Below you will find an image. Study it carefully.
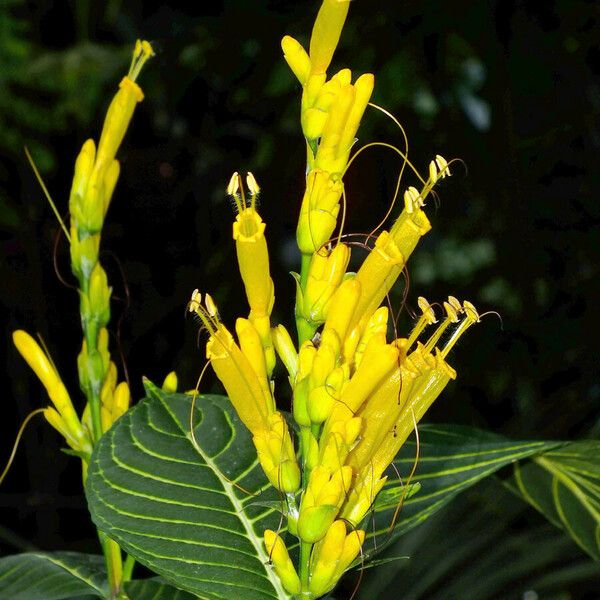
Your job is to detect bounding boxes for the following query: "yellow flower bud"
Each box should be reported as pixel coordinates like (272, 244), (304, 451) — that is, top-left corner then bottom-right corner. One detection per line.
(334, 528), (365, 579)
(298, 465), (352, 542)
(88, 264), (111, 327)
(161, 371), (178, 393)
(297, 169), (343, 254)
(293, 376), (312, 427)
(297, 340), (317, 381)
(13, 330), (91, 454)
(319, 416), (360, 471)
(309, 0), (350, 76)
(272, 324), (298, 380)
(112, 381), (130, 421)
(253, 413), (300, 493)
(323, 278), (361, 343)
(69, 139), (96, 210)
(101, 404), (112, 433)
(308, 365), (347, 424)
(340, 335), (399, 413)
(298, 504), (339, 544)
(315, 84), (355, 172)
(309, 521), (345, 595)
(309, 343), (337, 389)
(354, 306), (389, 367)
(264, 530), (301, 595)
(301, 243), (350, 325)
(69, 228), (100, 281)
(336, 73), (374, 166)
(100, 361), (117, 410)
(281, 35), (311, 85)
(43, 407), (83, 453)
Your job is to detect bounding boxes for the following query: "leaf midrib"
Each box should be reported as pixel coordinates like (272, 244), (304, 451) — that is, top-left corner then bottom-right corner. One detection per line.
(154, 391), (290, 600)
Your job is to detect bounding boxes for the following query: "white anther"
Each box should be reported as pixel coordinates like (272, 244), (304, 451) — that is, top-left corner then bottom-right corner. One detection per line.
(435, 154), (451, 178)
(418, 296), (438, 324)
(246, 172), (260, 196)
(447, 296), (462, 312)
(404, 186), (421, 213)
(227, 172), (240, 196)
(189, 289), (202, 312)
(204, 293), (218, 318)
(463, 301), (480, 322)
(443, 301), (460, 323)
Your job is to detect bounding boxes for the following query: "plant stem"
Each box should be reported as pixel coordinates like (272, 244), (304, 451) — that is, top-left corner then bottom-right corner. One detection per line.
(122, 554), (136, 582)
(299, 253), (312, 289)
(99, 532), (123, 599)
(299, 541), (312, 591)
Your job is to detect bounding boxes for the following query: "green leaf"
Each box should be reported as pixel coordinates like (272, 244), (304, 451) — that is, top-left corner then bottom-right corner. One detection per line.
(506, 440), (600, 561)
(125, 578), (198, 599)
(366, 425), (561, 556)
(86, 384), (291, 600)
(372, 482), (421, 512)
(0, 552), (107, 599)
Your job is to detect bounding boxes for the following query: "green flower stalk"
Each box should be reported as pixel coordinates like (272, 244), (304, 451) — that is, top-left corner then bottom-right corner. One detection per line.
(70, 40), (153, 444)
(12, 40), (154, 599)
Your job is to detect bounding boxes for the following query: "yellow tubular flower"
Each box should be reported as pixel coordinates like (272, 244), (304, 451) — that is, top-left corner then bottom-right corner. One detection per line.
(190, 290), (275, 434)
(346, 360), (418, 473)
(207, 326), (272, 433)
(340, 467), (387, 527)
(12, 330), (91, 454)
(350, 231), (406, 332)
(264, 530), (301, 595)
(234, 207), (274, 318)
(334, 334), (399, 418)
(93, 41), (154, 176)
(253, 412), (301, 493)
(229, 172), (276, 376)
(236, 317), (272, 403)
(309, 0), (351, 76)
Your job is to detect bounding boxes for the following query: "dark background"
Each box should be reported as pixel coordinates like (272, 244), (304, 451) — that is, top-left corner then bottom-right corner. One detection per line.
(1, 0), (599, 597)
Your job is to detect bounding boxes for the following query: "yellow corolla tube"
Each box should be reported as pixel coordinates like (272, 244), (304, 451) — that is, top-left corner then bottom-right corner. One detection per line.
(190, 290), (300, 493)
(93, 40), (154, 177)
(264, 530), (302, 595)
(309, 0), (350, 76)
(229, 172), (276, 375)
(309, 520), (364, 597)
(12, 330), (92, 454)
(253, 412), (301, 493)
